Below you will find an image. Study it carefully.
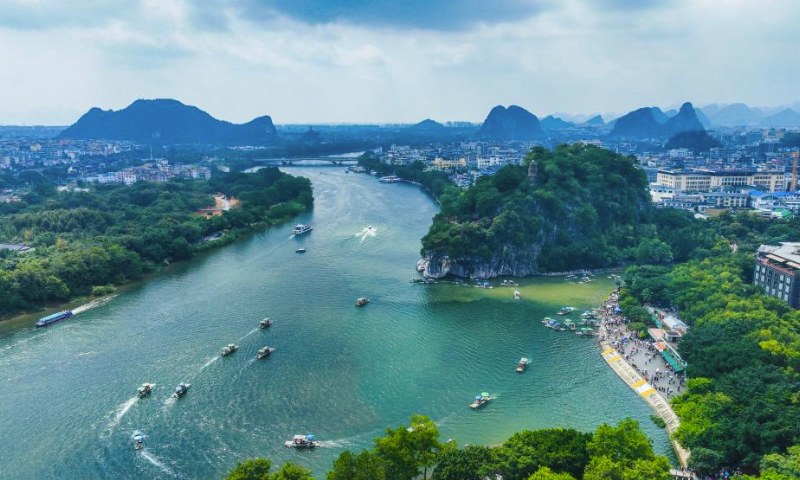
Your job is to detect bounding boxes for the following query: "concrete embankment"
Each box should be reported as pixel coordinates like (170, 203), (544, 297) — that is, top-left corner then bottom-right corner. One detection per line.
(597, 323), (691, 468)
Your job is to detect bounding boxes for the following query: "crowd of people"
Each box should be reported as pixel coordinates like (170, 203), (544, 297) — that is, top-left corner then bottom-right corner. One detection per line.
(598, 290), (686, 400)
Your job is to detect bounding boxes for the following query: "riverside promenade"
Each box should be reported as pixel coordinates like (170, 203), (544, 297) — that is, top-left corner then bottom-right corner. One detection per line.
(597, 295), (692, 469)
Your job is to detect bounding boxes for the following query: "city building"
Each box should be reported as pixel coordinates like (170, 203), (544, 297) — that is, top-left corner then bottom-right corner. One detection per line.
(754, 243), (800, 308)
(656, 168), (786, 193)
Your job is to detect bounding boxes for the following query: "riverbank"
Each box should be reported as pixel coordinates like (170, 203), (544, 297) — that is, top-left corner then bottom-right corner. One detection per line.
(596, 290), (691, 469)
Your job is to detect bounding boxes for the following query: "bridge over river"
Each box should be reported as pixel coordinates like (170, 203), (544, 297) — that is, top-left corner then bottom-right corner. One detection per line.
(254, 157), (359, 165)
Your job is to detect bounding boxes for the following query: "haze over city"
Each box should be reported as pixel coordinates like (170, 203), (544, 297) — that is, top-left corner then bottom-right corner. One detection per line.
(2, 0), (800, 125)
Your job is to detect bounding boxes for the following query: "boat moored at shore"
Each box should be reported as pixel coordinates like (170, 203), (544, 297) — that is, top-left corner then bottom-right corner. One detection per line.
(35, 310), (73, 327)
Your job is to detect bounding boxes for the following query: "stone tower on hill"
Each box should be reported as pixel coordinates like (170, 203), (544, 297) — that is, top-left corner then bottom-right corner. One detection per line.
(528, 159), (538, 183)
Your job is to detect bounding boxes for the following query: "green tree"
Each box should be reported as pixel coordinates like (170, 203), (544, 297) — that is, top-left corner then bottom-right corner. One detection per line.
(527, 467), (577, 480)
(430, 445), (496, 480)
(495, 428), (592, 480)
(223, 459), (273, 480)
(269, 462), (315, 480)
(327, 451), (386, 480)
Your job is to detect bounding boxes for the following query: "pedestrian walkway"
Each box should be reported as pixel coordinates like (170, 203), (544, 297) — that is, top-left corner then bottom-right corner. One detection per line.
(597, 292), (691, 468)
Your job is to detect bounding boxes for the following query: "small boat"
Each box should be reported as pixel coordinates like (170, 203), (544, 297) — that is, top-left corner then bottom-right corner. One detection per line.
(541, 317), (554, 324)
(355, 297), (369, 307)
(296, 248), (307, 253)
(220, 344), (239, 356)
(544, 318), (566, 331)
(470, 392), (491, 409)
(258, 318), (273, 329)
(577, 327), (595, 336)
(172, 383), (190, 398)
(285, 434), (319, 448)
(557, 307), (575, 315)
(137, 383), (155, 398)
(516, 358), (530, 373)
(514, 290), (521, 300)
(292, 224), (313, 236)
(132, 430), (146, 450)
(564, 320), (576, 331)
(256, 347), (275, 359)
(501, 279), (519, 287)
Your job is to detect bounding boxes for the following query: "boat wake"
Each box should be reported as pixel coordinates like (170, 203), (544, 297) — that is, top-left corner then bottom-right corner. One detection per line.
(356, 226), (377, 242)
(140, 450), (175, 476)
(73, 295), (118, 315)
(317, 439), (352, 448)
(200, 356), (219, 370)
(104, 396), (138, 433)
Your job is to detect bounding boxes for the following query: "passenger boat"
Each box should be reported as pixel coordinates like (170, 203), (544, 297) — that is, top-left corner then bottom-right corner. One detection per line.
(296, 248), (307, 253)
(220, 344), (239, 356)
(514, 290), (521, 300)
(292, 224), (313, 235)
(285, 434), (319, 448)
(172, 383), (190, 398)
(516, 358), (530, 373)
(470, 392), (491, 409)
(576, 327), (595, 336)
(258, 318), (273, 329)
(379, 175), (403, 183)
(256, 347), (275, 359)
(137, 383), (155, 398)
(355, 297), (369, 307)
(35, 310), (73, 327)
(132, 430), (146, 450)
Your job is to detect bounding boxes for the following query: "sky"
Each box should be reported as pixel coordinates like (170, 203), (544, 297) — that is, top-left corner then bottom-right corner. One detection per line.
(0, 0), (799, 125)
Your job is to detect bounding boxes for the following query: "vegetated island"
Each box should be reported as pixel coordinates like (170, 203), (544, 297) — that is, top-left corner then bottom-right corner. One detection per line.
(0, 167), (312, 319)
(419, 143), (663, 278)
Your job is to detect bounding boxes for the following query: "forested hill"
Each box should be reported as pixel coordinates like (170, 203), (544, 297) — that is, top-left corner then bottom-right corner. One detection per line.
(0, 167), (312, 318)
(420, 143), (655, 278)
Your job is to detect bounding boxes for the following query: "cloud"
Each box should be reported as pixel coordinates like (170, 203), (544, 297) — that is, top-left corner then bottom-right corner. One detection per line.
(0, 0), (131, 29)
(233, 0), (546, 31)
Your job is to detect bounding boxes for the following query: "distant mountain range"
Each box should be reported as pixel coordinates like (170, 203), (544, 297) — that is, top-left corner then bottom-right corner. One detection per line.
(409, 118), (447, 132)
(540, 115), (574, 131)
(58, 99), (278, 145)
(479, 105), (542, 140)
(609, 102), (705, 138)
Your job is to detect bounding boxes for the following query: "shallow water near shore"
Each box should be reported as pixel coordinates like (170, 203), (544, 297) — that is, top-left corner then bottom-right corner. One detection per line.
(0, 167), (673, 479)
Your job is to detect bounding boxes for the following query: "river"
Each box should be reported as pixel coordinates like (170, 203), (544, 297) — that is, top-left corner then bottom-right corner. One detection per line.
(0, 167), (673, 479)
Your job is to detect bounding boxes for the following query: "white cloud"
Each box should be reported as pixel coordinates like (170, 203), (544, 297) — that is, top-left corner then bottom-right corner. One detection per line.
(0, 0), (798, 124)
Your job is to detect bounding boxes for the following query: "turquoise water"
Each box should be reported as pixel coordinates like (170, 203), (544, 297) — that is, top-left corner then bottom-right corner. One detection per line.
(0, 168), (672, 479)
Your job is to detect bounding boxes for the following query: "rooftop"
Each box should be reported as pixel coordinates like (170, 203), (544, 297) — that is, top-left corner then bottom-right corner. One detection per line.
(758, 242), (800, 269)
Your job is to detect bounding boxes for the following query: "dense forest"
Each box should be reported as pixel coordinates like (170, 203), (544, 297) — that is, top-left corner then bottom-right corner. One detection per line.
(222, 415), (672, 480)
(618, 211), (800, 477)
(0, 167), (312, 318)
(421, 144), (655, 275)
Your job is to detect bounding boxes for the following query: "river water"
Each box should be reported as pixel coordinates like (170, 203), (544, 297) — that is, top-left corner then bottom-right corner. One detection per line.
(0, 168), (672, 479)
